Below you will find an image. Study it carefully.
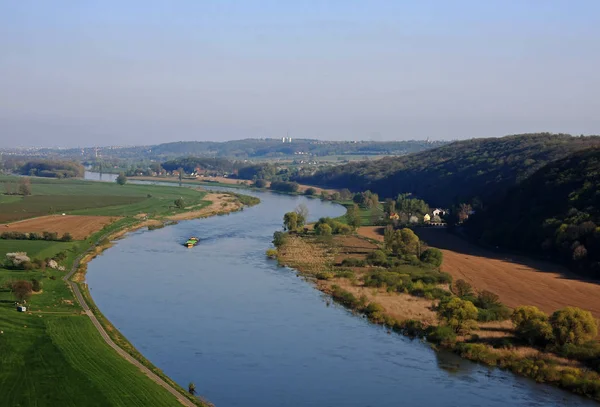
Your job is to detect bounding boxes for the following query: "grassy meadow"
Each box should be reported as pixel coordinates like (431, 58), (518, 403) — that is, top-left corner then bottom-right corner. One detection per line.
(0, 175), (210, 222)
(0, 176), (210, 406)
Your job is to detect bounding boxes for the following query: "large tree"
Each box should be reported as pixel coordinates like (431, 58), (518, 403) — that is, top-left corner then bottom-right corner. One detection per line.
(11, 280), (33, 303)
(438, 297), (478, 334)
(550, 307), (598, 345)
(283, 212), (298, 231)
(346, 204), (361, 230)
(116, 172), (127, 185)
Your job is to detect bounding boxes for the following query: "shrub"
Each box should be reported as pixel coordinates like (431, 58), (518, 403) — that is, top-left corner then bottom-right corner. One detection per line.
(453, 279), (474, 297)
(254, 179), (267, 188)
(428, 325), (457, 347)
(550, 307), (598, 346)
(330, 285), (361, 309)
(341, 258), (366, 267)
(367, 250), (389, 267)
(475, 290), (511, 321)
(315, 271), (335, 280)
(304, 187), (317, 196)
(31, 278), (42, 292)
(315, 223), (332, 236)
(174, 198), (185, 209)
(272, 231), (286, 248)
(265, 248), (278, 259)
(420, 248), (443, 267)
(511, 306), (553, 346)
(438, 297), (479, 334)
(61, 232), (73, 242)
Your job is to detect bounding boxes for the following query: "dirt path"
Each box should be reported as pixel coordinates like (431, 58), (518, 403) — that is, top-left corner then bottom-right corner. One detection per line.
(64, 233), (201, 407)
(414, 227), (600, 318)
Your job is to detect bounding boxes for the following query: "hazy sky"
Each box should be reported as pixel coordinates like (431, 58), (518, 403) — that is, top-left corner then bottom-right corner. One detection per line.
(1, 1), (599, 147)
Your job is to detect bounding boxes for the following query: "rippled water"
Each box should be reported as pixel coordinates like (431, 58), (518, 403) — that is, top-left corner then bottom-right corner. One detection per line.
(85, 177), (595, 407)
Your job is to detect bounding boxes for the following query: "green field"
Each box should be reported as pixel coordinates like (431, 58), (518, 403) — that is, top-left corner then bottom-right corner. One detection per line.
(0, 176), (209, 222)
(0, 176), (209, 406)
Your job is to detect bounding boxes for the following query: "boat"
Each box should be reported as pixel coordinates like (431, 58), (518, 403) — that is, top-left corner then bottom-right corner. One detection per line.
(184, 237), (199, 248)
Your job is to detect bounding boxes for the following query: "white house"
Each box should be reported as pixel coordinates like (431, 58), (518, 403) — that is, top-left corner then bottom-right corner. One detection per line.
(432, 208), (446, 217)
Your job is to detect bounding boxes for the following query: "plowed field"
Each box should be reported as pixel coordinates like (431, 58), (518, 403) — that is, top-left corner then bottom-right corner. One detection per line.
(4, 215), (118, 240)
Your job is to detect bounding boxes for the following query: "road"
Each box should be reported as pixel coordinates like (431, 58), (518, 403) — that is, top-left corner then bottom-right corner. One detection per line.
(63, 234), (201, 407)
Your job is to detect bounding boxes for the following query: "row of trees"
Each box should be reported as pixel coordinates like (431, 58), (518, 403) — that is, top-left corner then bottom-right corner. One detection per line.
(3, 178), (32, 196)
(19, 160), (84, 178)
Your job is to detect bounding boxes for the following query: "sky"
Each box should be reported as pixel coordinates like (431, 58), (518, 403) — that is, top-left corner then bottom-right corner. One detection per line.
(0, 1), (599, 147)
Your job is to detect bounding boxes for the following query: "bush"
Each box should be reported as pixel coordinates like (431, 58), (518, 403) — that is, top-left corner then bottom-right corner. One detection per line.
(438, 297), (479, 334)
(174, 198), (185, 209)
(315, 271), (335, 280)
(31, 278), (42, 292)
(367, 250), (389, 267)
(511, 306), (553, 346)
(428, 325), (457, 347)
(254, 179), (267, 188)
(330, 285), (361, 309)
(304, 187), (317, 196)
(340, 258), (366, 267)
(475, 290), (511, 321)
(272, 231), (286, 248)
(61, 232), (73, 242)
(315, 223), (332, 236)
(265, 248), (278, 259)
(453, 279), (474, 297)
(420, 248), (443, 267)
(550, 307), (598, 346)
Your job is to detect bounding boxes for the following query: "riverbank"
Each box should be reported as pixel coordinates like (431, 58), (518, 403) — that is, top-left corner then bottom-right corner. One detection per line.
(71, 191), (259, 405)
(273, 231), (600, 401)
(0, 176), (258, 406)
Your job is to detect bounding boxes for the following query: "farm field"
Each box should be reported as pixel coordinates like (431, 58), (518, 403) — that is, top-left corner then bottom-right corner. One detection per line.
(414, 227), (600, 318)
(0, 313), (185, 407)
(0, 176), (215, 406)
(3, 215), (118, 240)
(0, 175), (210, 222)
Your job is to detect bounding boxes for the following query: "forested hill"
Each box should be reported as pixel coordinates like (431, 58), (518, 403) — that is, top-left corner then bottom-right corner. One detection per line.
(466, 148), (600, 277)
(294, 133), (600, 207)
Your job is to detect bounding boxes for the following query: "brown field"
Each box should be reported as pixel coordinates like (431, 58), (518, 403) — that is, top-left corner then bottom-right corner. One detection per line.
(414, 227), (600, 318)
(3, 215), (118, 240)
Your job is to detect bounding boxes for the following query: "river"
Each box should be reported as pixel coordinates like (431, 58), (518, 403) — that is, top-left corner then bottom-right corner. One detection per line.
(84, 173), (594, 407)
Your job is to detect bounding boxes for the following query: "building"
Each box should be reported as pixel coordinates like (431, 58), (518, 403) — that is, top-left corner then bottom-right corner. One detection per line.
(389, 212), (400, 220)
(423, 213), (431, 222)
(432, 208), (446, 217)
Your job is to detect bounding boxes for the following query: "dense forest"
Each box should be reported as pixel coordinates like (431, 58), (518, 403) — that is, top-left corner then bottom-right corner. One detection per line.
(466, 148), (600, 277)
(295, 134), (600, 207)
(18, 160), (84, 178)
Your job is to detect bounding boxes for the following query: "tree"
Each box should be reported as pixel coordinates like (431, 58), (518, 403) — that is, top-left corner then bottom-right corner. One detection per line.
(272, 231), (286, 247)
(283, 212), (298, 231)
(11, 280), (33, 303)
(420, 248), (443, 267)
(397, 228), (419, 255)
(453, 279), (473, 298)
(315, 223), (332, 236)
(254, 179), (267, 188)
(511, 306), (553, 346)
(339, 188), (352, 200)
(18, 177), (32, 196)
(188, 382), (196, 395)
(116, 172), (127, 185)
(61, 232), (73, 242)
(346, 204), (361, 230)
(295, 204), (309, 227)
(174, 198), (185, 209)
(550, 307), (598, 345)
(457, 203), (472, 222)
(383, 224), (395, 250)
(438, 297), (478, 333)
(330, 192), (341, 201)
(304, 187), (317, 196)
(31, 278), (42, 292)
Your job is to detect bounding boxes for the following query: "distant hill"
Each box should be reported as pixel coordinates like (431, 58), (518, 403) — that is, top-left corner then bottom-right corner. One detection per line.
(294, 133), (600, 207)
(466, 148), (600, 277)
(1, 139), (445, 161)
(148, 139), (444, 159)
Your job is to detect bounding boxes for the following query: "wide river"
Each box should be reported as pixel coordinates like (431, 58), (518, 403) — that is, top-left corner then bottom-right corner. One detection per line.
(85, 173), (595, 407)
